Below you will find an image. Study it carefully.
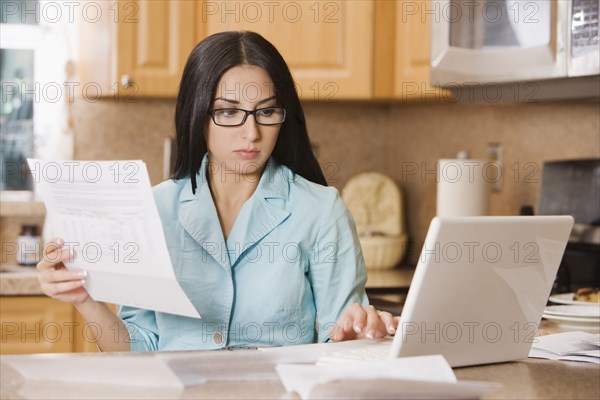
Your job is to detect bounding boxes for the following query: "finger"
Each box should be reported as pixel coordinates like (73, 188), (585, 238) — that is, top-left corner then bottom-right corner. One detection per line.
(46, 269), (87, 284)
(393, 316), (401, 332)
(329, 310), (355, 342)
(39, 238), (67, 267)
(349, 304), (368, 334)
(41, 279), (86, 298)
(42, 238), (64, 257)
(377, 311), (397, 335)
(329, 303), (363, 342)
(363, 305), (387, 339)
(328, 323), (346, 342)
(38, 267), (86, 292)
(37, 243), (74, 271)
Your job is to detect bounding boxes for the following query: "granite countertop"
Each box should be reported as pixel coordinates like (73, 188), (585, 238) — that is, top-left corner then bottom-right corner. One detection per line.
(1, 263), (599, 399)
(0, 200), (45, 218)
(0, 264), (43, 296)
(0, 349), (598, 399)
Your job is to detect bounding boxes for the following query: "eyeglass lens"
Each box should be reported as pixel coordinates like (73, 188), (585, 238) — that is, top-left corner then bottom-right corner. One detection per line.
(211, 108), (285, 126)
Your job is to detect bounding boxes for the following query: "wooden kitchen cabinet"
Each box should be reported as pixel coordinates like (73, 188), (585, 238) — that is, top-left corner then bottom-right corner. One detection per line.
(195, 0), (374, 100)
(373, 0), (450, 101)
(78, 0), (442, 101)
(195, 0), (444, 101)
(1, 297), (73, 354)
(0, 297), (114, 354)
(78, 0), (196, 98)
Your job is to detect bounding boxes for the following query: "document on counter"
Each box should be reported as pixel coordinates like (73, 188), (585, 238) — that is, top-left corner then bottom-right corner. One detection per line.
(3, 353), (186, 388)
(27, 159), (200, 318)
(276, 355), (501, 399)
(529, 331), (600, 364)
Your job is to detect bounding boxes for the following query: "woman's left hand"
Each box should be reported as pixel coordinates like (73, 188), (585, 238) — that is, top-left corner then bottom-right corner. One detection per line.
(329, 303), (399, 342)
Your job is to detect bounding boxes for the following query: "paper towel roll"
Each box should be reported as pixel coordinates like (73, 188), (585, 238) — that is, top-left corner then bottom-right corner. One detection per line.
(436, 159), (490, 217)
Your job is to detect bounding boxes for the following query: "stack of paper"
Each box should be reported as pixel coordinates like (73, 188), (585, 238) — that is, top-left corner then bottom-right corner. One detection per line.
(528, 331), (600, 363)
(276, 355), (500, 399)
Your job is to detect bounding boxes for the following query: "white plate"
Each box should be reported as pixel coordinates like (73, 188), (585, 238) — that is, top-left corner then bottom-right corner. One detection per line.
(548, 293), (600, 306)
(544, 305), (600, 319)
(542, 313), (600, 323)
(542, 314), (600, 333)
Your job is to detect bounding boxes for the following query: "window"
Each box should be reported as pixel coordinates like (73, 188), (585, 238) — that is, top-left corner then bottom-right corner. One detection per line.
(1, 0), (74, 196)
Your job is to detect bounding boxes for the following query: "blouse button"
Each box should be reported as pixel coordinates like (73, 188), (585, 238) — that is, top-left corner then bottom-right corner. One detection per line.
(213, 331), (224, 346)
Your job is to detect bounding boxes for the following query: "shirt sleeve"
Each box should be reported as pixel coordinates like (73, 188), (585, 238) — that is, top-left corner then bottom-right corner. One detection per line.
(118, 305), (160, 351)
(308, 189), (369, 343)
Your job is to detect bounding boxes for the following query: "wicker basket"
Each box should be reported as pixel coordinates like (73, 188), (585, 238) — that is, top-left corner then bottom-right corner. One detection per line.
(359, 233), (408, 270)
(342, 172), (407, 270)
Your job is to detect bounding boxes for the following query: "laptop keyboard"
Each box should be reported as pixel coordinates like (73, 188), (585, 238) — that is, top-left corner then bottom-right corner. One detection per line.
(317, 341), (393, 364)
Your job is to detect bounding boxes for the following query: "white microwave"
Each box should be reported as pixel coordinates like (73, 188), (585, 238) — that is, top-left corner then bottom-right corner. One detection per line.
(431, 0), (600, 84)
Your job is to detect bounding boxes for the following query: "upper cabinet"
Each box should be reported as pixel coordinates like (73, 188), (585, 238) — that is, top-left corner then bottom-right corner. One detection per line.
(195, 1), (373, 100)
(116, 1), (195, 97)
(78, 1), (195, 98)
(373, 0), (447, 100)
(78, 0), (437, 101)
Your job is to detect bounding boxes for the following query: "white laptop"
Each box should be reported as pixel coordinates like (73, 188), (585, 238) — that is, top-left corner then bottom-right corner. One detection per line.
(322, 216), (574, 367)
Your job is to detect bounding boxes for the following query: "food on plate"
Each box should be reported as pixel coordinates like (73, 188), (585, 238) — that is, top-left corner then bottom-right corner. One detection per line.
(573, 288), (599, 303)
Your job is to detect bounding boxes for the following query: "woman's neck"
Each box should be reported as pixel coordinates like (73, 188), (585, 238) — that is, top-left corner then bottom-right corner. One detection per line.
(208, 170), (261, 209)
(206, 164), (265, 240)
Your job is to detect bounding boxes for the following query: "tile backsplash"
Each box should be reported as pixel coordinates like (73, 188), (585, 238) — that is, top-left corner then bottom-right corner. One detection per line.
(71, 99), (600, 264)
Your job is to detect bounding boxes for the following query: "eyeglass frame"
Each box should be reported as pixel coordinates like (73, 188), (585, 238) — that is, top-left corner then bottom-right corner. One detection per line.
(207, 107), (287, 127)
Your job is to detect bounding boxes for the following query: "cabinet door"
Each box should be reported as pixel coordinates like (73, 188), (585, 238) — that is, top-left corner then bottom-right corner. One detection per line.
(394, 0), (435, 99)
(195, 1), (373, 100)
(0, 297), (74, 354)
(72, 303), (117, 353)
(0, 298), (117, 354)
(374, 0), (449, 101)
(116, 0), (196, 97)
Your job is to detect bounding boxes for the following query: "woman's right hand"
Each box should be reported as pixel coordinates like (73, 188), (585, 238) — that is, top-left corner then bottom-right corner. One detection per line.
(36, 238), (90, 304)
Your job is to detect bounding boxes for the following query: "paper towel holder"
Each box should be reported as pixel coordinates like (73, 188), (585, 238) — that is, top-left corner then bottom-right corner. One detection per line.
(436, 158), (491, 218)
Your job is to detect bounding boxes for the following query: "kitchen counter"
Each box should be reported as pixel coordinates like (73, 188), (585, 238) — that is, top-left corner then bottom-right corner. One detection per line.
(365, 267), (413, 294)
(0, 264), (414, 297)
(0, 264), (42, 296)
(0, 347), (598, 399)
(0, 201), (45, 218)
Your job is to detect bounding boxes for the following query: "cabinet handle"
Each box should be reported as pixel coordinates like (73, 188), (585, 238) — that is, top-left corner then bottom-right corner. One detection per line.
(121, 75), (134, 89)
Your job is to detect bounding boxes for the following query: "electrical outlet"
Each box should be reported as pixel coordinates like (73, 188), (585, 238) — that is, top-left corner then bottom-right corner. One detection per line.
(487, 143), (503, 192)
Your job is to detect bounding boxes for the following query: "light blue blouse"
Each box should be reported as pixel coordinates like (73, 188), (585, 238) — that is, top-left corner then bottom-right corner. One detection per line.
(119, 156), (368, 351)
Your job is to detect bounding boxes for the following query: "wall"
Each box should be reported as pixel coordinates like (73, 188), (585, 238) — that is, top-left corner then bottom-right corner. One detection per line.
(71, 99), (176, 185)
(71, 99), (600, 264)
(388, 103), (598, 261)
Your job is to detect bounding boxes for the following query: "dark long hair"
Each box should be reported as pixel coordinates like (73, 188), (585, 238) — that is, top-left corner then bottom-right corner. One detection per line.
(173, 31), (326, 193)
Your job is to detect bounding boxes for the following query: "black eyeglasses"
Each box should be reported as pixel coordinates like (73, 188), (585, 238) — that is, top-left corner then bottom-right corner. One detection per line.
(207, 107), (286, 127)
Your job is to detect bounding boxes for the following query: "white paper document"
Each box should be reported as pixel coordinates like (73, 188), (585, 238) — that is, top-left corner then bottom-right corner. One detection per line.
(528, 331), (600, 363)
(3, 353), (184, 388)
(27, 159), (200, 318)
(276, 355), (500, 399)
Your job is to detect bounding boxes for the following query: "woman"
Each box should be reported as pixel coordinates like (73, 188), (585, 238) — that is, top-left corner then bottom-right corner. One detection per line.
(37, 31), (398, 351)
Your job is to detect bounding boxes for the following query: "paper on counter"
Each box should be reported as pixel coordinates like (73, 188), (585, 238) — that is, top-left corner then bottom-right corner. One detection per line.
(27, 159), (199, 318)
(3, 353), (186, 388)
(276, 355), (464, 399)
(529, 331), (600, 363)
(308, 378), (501, 400)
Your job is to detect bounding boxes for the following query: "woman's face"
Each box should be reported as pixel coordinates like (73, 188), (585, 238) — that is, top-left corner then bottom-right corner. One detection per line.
(205, 65), (281, 182)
